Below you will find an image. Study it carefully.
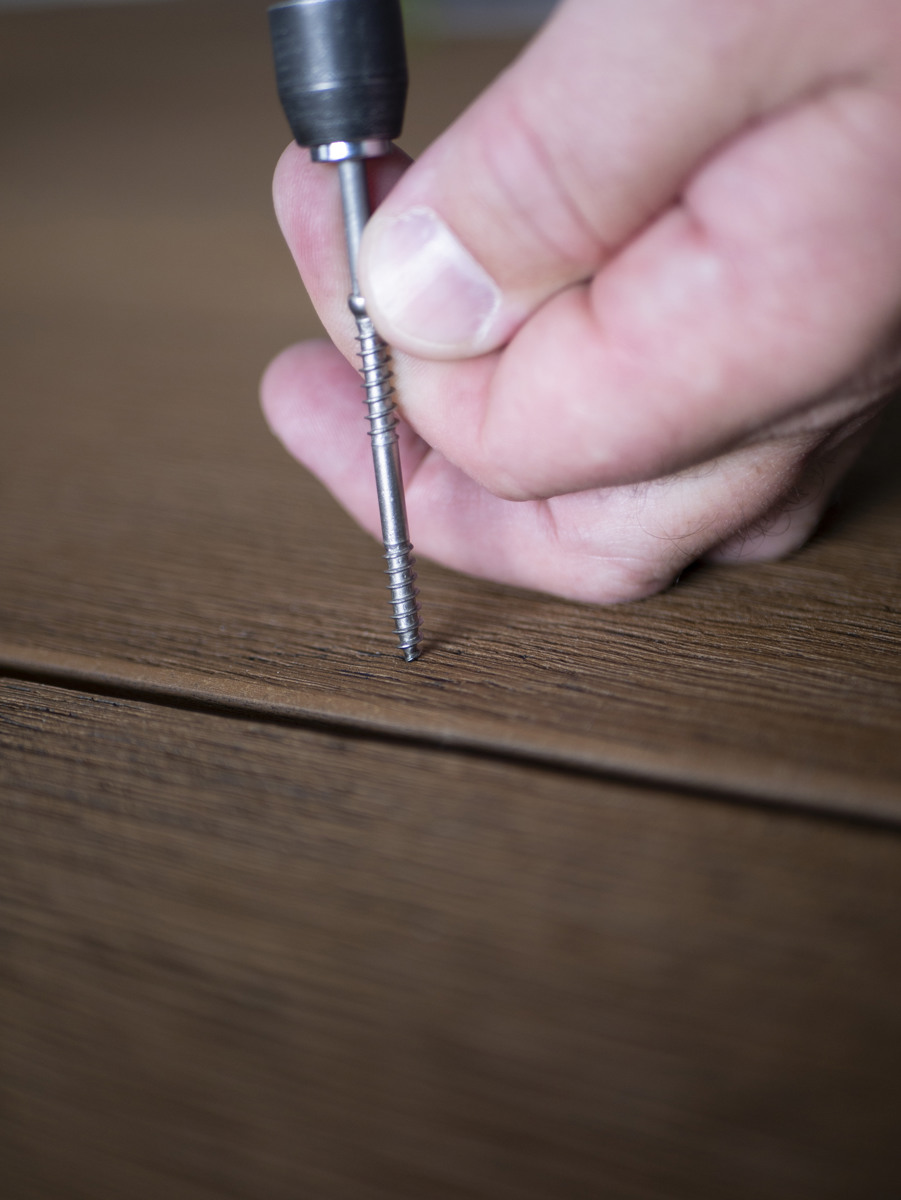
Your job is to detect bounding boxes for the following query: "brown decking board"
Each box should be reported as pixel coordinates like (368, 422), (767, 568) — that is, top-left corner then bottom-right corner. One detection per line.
(3, 677), (901, 1200)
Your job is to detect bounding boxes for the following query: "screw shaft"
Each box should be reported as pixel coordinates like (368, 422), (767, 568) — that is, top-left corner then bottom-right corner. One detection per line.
(339, 158), (422, 661)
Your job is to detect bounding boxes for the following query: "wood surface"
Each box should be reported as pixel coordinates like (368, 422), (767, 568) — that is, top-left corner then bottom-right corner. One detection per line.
(1, 2), (900, 1197)
(4, 676), (901, 1200)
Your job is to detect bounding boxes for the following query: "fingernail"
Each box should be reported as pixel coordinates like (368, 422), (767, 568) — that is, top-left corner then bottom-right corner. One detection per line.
(362, 206), (501, 353)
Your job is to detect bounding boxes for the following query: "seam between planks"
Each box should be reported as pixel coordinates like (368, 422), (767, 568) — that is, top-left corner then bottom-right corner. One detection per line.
(2, 660), (900, 837)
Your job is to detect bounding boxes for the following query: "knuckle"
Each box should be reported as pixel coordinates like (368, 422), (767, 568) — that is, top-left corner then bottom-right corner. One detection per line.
(583, 555), (681, 605)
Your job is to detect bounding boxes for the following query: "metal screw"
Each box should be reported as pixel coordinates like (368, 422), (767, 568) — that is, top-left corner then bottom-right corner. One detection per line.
(339, 158), (422, 662)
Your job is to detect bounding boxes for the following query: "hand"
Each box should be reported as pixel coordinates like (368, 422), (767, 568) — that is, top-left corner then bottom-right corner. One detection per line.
(261, 0), (901, 603)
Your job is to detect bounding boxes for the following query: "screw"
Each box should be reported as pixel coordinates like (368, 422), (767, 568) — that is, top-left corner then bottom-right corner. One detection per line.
(341, 160), (422, 662)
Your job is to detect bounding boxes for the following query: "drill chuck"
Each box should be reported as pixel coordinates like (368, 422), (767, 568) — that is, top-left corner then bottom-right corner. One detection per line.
(268, 0), (408, 151)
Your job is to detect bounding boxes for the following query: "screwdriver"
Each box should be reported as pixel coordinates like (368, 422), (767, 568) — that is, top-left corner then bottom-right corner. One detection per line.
(268, 0), (423, 662)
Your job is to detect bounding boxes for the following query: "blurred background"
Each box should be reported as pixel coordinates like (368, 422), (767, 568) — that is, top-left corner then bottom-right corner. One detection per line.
(0, 0), (559, 35)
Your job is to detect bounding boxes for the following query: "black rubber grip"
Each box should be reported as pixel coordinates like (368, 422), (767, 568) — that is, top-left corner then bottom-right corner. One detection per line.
(268, 0), (408, 148)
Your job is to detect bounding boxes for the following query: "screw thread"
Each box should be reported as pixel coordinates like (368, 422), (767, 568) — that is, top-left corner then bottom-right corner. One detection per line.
(385, 539), (421, 661)
(354, 313), (422, 661)
(356, 320), (399, 446)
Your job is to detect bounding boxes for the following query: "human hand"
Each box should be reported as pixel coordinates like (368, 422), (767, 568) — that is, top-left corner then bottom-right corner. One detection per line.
(261, 0), (901, 603)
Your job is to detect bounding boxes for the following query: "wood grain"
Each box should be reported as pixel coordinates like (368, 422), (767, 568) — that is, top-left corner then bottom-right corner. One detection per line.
(3, 676), (901, 1200)
(0, 1), (899, 816)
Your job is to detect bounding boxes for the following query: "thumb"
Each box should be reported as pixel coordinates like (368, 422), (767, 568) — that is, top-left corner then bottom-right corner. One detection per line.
(359, 0), (858, 359)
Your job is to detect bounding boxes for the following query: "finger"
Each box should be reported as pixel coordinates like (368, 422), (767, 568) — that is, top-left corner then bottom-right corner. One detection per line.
(271, 141), (411, 364)
(270, 142), (494, 448)
(358, 0), (879, 357)
(260, 339), (866, 604)
(417, 422), (878, 600)
(705, 406), (881, 562)
(260, 339), (429, 537)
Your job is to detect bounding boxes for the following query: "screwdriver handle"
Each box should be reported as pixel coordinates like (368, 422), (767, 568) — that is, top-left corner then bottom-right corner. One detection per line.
(268, 0), (408, 155)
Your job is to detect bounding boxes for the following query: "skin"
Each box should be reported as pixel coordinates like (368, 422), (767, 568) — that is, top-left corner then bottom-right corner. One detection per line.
(261, 0), (901, 604)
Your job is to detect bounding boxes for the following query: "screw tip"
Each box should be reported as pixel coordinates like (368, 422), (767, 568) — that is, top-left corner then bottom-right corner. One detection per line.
(402, 645), (421, 663)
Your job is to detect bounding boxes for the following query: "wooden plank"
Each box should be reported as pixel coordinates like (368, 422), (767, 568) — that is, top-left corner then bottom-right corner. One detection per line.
(3, 676), (901, 1200)
(1, 1), (899, 815)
